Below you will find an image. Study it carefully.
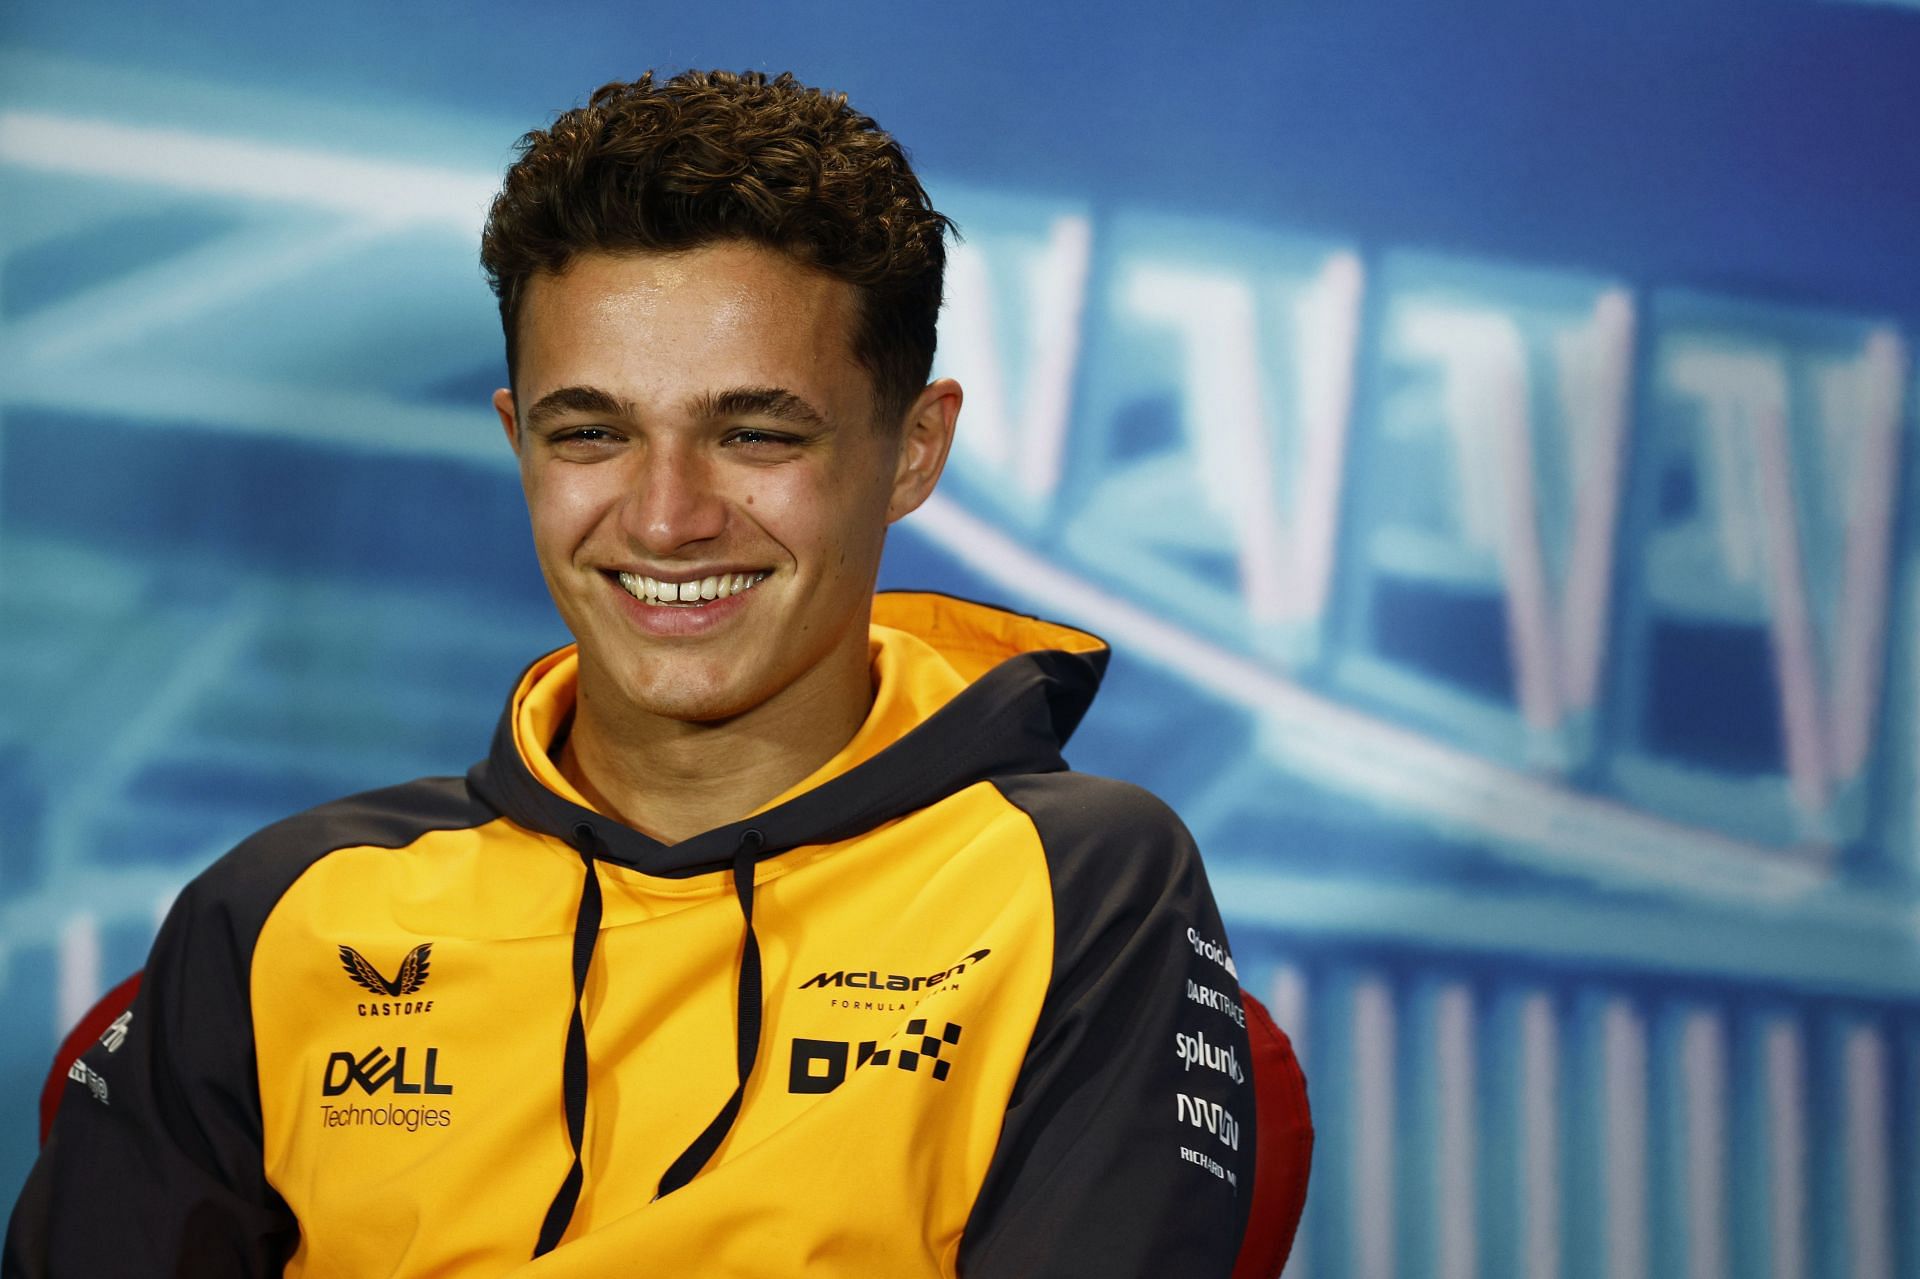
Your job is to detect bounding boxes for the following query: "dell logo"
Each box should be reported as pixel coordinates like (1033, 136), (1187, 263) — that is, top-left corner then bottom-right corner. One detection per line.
(321, 1046), (454, 1097)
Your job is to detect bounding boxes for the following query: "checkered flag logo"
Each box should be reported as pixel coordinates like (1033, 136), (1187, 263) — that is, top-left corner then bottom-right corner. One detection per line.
(868, 1019), (963, 1081)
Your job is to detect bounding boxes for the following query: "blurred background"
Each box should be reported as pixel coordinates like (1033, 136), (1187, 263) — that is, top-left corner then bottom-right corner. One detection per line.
(3, 1), (1919, 1275)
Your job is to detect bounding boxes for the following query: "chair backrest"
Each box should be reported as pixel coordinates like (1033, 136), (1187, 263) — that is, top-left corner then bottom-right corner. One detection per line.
(1233, 990), (1313, 1279)
(43, 973), (1312, 1275)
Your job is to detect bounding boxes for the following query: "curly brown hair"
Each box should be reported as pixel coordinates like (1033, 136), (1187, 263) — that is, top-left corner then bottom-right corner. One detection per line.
(481, 69), (953, 427)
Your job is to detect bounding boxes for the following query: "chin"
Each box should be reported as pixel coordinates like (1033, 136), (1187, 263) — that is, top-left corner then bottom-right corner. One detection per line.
(616, 664), (768, 726)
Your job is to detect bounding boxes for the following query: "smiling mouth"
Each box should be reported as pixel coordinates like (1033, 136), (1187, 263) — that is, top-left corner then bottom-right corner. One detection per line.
(615, 570), (770, 606)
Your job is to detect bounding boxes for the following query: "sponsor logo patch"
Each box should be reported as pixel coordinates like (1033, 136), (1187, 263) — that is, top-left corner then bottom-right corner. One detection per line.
(321, 1045), (453, 1097)
(1185, 929), (1238, 980)
(1185, 979), (1246, 1026)
(1174, 1029), (1246, 1084)
(316, 1045), (454, 1134)
(787, 1019), (964, 1093)
(338, 942), (436, 1016)
(797, 948), (990, 994)
(98, 1010), (132, 1053)
(1176, 1092), (1241, 1151)
(67, 1060), (109, 1107)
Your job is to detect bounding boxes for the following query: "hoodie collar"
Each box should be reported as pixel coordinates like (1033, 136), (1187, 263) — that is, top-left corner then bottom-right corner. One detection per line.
(468, 592), (1109, 876)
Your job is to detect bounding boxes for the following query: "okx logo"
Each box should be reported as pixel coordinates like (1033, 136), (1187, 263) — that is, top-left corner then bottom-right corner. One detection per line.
(322, 1046), (453, 1097)
(788, 1019), (963, 1094)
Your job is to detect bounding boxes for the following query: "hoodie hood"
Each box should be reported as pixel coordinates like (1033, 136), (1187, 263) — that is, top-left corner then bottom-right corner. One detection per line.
(467, 591), (1110, 875)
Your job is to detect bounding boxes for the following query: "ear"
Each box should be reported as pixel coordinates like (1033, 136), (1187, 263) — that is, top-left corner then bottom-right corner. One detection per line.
(885, 378), (962, 524)
(492, 387), (521, 453)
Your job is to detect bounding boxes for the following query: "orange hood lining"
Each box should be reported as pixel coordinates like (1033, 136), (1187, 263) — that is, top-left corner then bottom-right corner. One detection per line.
(507, 592), (1108, 821)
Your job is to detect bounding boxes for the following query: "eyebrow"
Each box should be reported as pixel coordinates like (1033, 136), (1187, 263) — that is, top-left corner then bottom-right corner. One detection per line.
(519, 383), (831, 433)
(522, 385), (637, 431)
(691, 386), (830, 431)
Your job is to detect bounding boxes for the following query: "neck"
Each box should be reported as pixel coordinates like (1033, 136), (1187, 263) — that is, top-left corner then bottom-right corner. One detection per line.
(558, 642), (875, 846)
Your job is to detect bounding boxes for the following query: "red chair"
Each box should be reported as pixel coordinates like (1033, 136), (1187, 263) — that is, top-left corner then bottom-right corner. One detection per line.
(45, 975), (1310, 1275)
(1233, 990), (1313, 1279)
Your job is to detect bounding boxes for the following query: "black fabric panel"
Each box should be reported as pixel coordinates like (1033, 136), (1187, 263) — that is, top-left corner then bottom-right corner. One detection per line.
(3, 777), (497, 1278)
(959, 773), (1257, 1279)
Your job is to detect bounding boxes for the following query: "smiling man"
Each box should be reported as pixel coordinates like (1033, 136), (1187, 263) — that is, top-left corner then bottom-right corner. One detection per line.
(498, 242), (955, 843)
(8, 71), (1260, 1277)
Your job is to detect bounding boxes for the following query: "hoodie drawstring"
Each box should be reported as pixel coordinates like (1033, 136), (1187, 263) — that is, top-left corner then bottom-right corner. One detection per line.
(532, 825), (767, 1258)
(533, 823), (605, 1258)
(655, 827), (765, 1198)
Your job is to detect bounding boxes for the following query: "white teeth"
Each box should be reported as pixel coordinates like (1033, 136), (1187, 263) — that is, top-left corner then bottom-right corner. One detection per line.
(616, 571), (769, 606)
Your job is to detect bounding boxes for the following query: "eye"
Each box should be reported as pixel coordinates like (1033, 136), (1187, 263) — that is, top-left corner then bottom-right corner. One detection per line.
(547, 425), (626, 456)
(724, 427), (803, 450)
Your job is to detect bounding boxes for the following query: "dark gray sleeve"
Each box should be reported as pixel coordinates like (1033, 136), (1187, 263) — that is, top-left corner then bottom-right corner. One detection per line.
(960, 774), (1256, 1278)
(3, 875), (297, 1278)
(4, 777), (489, 1278)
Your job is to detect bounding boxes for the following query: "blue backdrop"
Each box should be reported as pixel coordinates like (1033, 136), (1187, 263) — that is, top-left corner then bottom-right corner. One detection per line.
(4, 3), (1919, 1276)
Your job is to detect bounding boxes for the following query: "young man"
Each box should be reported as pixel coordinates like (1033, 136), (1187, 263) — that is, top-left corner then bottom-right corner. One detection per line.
(7, 71), (1258, 1276)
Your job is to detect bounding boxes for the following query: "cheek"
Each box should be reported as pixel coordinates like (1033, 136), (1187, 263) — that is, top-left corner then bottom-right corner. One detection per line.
(527, 469), (621, 548)
(750, 471), (890, 565)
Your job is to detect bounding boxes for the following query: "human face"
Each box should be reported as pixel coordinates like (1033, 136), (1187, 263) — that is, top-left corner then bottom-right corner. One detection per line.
(495, 243), (955, 728)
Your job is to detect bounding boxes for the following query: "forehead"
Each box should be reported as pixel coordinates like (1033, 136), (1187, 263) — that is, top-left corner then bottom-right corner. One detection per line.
(513, 244), (866, 407)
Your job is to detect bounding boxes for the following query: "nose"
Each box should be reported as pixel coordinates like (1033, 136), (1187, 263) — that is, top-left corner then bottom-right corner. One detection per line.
(618, 440), (728, 556)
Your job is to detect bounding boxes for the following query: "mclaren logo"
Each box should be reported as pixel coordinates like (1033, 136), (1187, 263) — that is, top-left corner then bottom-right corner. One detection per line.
(339, 943), (436, 1016)
(798, 948), (990, 993)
